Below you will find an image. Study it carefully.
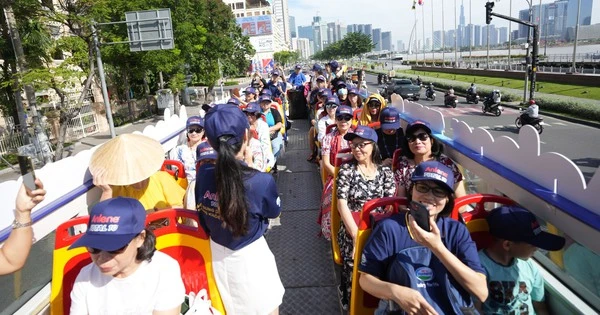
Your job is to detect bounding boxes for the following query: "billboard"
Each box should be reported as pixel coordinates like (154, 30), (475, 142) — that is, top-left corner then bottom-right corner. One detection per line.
(236, 15), (272, 36)
(249, 36), (273, 52)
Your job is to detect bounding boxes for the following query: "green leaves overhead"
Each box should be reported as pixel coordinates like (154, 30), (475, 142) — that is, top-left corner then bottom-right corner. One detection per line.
(313, 32), (374, 61)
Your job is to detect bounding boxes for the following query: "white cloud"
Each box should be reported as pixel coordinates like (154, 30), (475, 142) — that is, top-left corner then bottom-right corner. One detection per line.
(289, 0), (600, 48)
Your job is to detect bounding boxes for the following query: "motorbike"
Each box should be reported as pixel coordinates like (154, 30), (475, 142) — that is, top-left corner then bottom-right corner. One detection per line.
(515, 110), (544, 134)
(465, 93), (480, 104)
(482, 92), (503, 116)
(425, 88), (436, 101)
(444, 92), (458, 108)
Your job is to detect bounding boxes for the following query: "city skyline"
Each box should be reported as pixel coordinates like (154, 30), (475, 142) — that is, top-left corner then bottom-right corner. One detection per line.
(289, 0), (599, 48)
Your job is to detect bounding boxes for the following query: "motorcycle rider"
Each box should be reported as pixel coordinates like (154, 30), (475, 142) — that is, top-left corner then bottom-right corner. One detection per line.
(522, 99), (539, 125)
(446, 86), (455, 97)
(467, 83), (477, 96)
(426, 83), (435, 98)
(416, 76), (422, 86)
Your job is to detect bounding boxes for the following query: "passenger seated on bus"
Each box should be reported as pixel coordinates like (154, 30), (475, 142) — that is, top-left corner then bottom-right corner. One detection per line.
(307, 88), (332, 162)
(182, 142), (218, 210)
(336, 125), (396, 310)
(0, 179), (46, 275)
(90, 134), (185, 211)
(477, 206), (566, 315)
(318, 105), (353, 240)
(347, 87), (363, 113)
(169, 116), (205, 208)
(317, 95), (340, 145)
(258, 95), (283, 160)
(376, 107), (404, 168)
(196, 105), (284, 314)
(239, 86), (258, 106)
(243, 102), (275, 172)
(358, 94), (385, 128)
(69, 197), (185, 315)
(359, 161), (488, 314)
(394, 121), (466, 202)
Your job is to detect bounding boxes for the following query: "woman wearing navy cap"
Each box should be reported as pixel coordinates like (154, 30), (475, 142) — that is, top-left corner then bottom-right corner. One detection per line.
(347, 87), (363, 112)
(259, 95), (284, 160)
(196, 105), (284, 314)
(358, 161), (487, 314)
(169, 116), (205, 183)
(376, 107), (404, 167)
(69, 197), (185, 314)
(335, 125), (396, 310)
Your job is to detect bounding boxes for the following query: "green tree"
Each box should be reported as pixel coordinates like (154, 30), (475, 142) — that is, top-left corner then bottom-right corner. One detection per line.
(312, 32), (373, 60)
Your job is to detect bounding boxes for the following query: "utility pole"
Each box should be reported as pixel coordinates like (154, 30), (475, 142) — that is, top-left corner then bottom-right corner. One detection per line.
(91, 22), (116, 139)
(422, 4), (426, 64)
(571, 0), (581, 73)
(432, 0), (435, 65)
(454, 0), (458, 67)
(523, 1), (533, 102)
(4, 5), (52, 164)
(508, 0), (512, 70)
(442, 0), (446, 66)
(469, 0), (472, 67)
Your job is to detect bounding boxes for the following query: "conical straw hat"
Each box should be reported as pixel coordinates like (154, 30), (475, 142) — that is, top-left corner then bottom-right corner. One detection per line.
(89, 134), (165, 186)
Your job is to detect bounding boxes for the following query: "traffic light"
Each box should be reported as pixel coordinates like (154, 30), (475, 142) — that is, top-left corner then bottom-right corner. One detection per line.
(485, 2), (494, 25)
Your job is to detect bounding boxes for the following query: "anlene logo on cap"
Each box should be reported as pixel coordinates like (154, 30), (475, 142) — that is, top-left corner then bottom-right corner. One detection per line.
(384, 116), (397, 123)
(532, 221), (542, 236)
(423, 167), (449, 183)
(89, 214), (121, 232)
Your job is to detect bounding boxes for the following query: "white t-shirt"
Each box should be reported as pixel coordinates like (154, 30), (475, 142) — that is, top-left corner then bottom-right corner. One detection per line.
(317, 116), (335, 145)
(70, 251), (185, 315)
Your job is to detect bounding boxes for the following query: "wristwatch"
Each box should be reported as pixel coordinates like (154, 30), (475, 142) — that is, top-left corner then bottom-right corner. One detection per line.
(12, 219), (33, 229)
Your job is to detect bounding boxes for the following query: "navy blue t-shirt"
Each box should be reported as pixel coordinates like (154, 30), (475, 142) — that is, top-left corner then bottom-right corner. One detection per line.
(267, 80), (286, 99)
(359, 213), (485, 313)
(195, 164), (281, 250)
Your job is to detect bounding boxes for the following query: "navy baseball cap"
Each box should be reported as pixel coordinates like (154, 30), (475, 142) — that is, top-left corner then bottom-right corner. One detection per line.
(380, 107), (401, 130)
(69, 197), (146, 251)
(186, 116), (204, 128)
(259, 94), (272, 103)
(328, 60), (339, 70)
(244, 87), (258, 95)
(295, 64), (302, 69)
(260, 89), (272, 97)
(411, 161), (454, 193)
(336, 81), (348, 89)
(227, 98), (240, 106)
(487, 206), (566, 251)
(243, 102), (261, 114)
(196, 142), (217, 161)
(312, 63), (322, 71)
(406, 120), (432, 135)
(348, 87), (360, 95)
(272, 69), (280, 76)
(325, 95), (340, 106)
(318, 88), (332, 98)
(336, 105), (353, 117)
(316, 75), (326, 82)
(204, 104), (249, 147)
(344, 125), (378, 143)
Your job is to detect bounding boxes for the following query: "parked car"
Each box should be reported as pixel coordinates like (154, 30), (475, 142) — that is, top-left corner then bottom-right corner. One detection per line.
(382, 78), (421, 101)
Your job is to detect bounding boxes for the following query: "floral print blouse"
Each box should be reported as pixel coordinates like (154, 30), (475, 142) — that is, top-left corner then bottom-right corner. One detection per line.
(336, 162), (396, 213)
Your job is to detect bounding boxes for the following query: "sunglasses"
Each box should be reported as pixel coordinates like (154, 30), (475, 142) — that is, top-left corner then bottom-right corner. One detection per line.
(87, 243), (129, 255)
(368, 102), (381, 108)
(188, 128), (203, 134)
(414, 182), (448, 198)
(336, 115), (352, 122)
(350, 141), (372, 150)
(407, 133), (430, 143)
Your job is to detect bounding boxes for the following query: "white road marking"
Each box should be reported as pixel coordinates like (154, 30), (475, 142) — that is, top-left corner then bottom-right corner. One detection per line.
(553, 122), (567, 126)
(494, 125), (505, 129)
(480, 126), (490, 129)
(541, 122), (551, 126)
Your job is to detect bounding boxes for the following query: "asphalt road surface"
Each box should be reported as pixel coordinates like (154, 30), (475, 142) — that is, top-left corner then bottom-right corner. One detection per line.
(364, 73), (600, 183)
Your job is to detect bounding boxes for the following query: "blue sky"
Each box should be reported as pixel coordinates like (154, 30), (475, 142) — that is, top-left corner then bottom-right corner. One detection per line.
(289, 0), (600, 47)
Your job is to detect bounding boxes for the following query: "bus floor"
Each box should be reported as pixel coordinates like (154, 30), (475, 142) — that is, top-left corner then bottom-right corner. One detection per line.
(265, 119), (343, 314)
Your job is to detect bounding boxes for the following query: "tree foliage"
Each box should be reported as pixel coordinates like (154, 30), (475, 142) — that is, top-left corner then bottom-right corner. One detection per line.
(312, 32), (374, 61)
(273, 50), (299, 67)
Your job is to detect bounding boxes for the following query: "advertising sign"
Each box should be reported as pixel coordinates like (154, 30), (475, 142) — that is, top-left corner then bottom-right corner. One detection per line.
(236, 15), (272, 36)
(249, 36), (273, 52)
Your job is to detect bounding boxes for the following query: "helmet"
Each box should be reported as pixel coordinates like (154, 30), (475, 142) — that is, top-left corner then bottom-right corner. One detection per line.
(529, 99), (536, 105)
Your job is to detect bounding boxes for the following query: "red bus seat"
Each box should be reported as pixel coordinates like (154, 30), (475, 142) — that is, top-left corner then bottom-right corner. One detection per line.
(351, 197), (408, 315)
(452, 194), (516, 250)
(50, 209), (225, 315)
(391, 148), (402, 173)
(329, 149), (355, 265)
(161, 160), (188, 190)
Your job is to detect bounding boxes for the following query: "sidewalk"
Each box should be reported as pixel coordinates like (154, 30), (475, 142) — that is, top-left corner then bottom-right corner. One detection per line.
(0, 116), (163, 183)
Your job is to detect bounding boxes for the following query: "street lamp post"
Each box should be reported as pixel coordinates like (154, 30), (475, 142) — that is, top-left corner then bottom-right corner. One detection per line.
(508, 0), (512, 70)
(571, 0), (581, 73)
(469, 0), (472, 67)
(454, 0), (458, 67)
(442, 0), (446, 66)
(523, 1), (532, 102)
(432, 0), (435, 65)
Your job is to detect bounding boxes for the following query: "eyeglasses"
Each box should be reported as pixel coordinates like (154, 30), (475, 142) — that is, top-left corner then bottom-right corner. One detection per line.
(407, 133), (429, 143)
(87, 243), (129, 255)
(414, 182), (448, 198)
(368, 102), (381, 108)
(336, 115), (352, 122)
(350, 142), (372, 150)
(188, 128), (203, 134)
(326, 104), (338, 109)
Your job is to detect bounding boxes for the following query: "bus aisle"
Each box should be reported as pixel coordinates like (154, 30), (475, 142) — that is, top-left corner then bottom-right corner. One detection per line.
(265, 119), (343, 314)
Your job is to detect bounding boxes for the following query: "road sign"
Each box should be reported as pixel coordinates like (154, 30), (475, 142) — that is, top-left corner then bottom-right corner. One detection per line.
(125, 9), (174, 52)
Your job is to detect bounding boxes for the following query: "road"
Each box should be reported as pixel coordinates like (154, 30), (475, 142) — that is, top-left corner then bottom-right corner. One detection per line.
(364, 73), (600, 183)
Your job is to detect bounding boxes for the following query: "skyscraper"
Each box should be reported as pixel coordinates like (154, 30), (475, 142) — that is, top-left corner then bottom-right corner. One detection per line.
(311, 15), (327, 52)
(290, 16), (296, 38)
(363, 24), (373, 38)
(272, 0), (291, 47)
(382, 32), (392, 51)
(474, 25), (481, 47)
(498, 27), (508, 44)
(372, 28), (382, 51)
(297, 26), (314, 41)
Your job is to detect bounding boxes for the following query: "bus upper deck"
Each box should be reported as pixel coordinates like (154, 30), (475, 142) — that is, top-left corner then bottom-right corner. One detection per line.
(0, 96), (598, 314)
